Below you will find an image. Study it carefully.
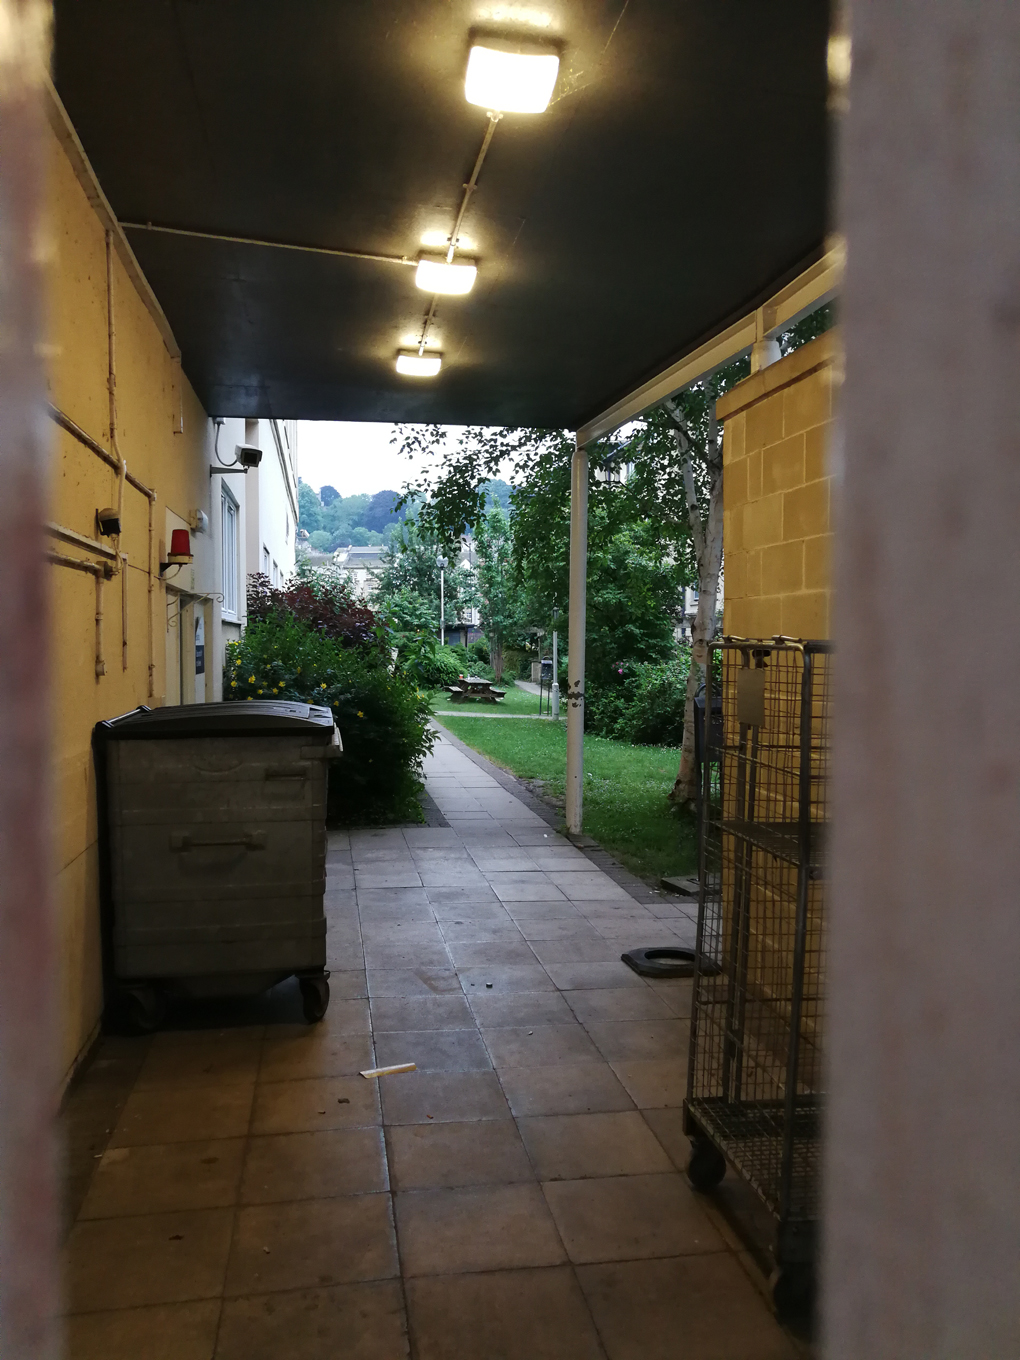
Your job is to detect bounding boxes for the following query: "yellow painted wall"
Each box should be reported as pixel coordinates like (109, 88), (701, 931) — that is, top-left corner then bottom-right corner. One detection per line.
(718, 330), (839, 639)
(46, 120), (212, 1085)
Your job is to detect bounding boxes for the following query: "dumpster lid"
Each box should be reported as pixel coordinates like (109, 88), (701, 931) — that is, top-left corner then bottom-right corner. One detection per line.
(96, 701), (336, 739)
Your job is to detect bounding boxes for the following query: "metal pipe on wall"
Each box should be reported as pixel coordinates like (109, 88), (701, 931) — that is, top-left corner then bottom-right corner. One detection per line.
(565, 441), (589, 835)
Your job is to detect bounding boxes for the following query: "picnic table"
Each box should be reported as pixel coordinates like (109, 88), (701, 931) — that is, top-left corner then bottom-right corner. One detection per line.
(446, 675), (507, 704)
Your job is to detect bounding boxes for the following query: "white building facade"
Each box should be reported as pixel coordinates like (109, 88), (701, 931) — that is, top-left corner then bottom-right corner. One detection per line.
(206, 417), (298, 698)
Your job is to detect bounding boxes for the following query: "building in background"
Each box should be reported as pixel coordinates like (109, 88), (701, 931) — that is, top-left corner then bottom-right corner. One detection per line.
(210, 416), (298, 669)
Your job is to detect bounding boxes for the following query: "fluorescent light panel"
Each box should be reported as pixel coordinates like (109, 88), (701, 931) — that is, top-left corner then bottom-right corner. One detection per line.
(396, 350), (442, 377)
(465, 41), (559, 113)
(415, 254), (478, 295)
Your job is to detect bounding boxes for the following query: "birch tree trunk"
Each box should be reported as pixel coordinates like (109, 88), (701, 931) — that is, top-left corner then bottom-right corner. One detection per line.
(668, 397), (723, 805)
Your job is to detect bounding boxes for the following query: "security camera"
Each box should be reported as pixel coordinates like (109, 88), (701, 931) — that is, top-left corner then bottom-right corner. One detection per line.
(235, 445), (263, 469)
(97, 508), (121, 536)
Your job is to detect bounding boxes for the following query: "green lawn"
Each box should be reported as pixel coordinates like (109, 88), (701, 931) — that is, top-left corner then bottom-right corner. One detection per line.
(433, 703), (698, 883)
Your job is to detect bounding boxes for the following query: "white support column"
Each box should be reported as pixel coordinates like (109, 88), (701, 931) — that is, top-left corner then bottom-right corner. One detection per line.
(0, 5), (60, 1356)
(826, 2), (1020, 1355)
(565, 440), (588, 835)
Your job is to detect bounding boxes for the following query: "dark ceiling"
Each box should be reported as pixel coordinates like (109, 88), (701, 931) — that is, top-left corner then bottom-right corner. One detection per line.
(53, 1), (830, 428)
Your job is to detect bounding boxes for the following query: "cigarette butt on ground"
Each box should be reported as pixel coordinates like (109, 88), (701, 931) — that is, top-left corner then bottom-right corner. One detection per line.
(360, 1063), (417, 1079)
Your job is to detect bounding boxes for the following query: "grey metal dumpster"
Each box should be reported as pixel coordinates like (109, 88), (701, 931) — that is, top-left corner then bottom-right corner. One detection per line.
(94, 700), (341, 1031)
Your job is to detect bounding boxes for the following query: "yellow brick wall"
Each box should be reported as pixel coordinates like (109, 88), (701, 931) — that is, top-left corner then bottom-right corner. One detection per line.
(717, 330), (839, 639)
(46, 119), (213, 1085)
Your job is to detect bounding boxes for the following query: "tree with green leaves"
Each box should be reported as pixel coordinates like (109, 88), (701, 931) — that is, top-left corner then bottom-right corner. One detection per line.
(473, 504), (528, 680)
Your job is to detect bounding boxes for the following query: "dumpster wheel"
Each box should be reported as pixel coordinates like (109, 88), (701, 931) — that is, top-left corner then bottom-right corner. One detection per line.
(121, 983), (167, 1035)
(299, 972), (330, 1024)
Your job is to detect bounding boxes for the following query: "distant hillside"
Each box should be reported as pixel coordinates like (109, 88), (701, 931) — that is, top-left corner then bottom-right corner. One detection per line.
(298, 481), (421, 551)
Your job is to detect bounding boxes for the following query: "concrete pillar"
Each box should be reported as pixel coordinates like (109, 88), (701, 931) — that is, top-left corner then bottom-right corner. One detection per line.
(565, 442), (588, 835)
(825, 3), (1020, 1355)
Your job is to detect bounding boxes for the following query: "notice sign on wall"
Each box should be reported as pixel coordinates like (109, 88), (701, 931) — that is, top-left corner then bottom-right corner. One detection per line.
(195, 612), (205, 675)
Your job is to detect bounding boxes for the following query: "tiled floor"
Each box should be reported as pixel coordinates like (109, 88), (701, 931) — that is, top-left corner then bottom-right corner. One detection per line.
(62, 731), (800, 1359)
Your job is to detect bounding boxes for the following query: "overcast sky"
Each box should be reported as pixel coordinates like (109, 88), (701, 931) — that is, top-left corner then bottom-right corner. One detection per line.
(296, 421), (515, 498)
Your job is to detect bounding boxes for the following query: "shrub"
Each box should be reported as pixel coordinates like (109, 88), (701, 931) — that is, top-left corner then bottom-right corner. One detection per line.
(224, 613), (435, 824)
(468, 637), (490, 666)
(247, 569), (378, 651)
(586, 650), (692, 747)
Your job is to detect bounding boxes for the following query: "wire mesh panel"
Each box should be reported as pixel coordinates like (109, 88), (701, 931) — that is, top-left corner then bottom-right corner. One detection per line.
(685, 639), (832, 1273)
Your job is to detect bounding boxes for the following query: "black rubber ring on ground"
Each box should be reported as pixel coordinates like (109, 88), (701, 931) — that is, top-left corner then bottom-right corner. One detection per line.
(621, 946), (698, 978)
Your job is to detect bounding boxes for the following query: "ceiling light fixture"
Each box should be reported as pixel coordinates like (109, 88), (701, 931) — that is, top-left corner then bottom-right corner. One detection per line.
(465, 38), (560, 113)
(415, 253), (478, 295)
(396, 349), (443, 377)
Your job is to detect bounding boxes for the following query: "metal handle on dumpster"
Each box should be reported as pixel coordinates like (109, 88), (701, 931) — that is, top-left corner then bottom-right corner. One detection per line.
(169, 831), (266, 852)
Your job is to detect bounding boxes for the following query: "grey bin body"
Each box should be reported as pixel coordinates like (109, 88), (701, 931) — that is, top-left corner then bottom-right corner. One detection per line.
(96, 701), (341, 1021)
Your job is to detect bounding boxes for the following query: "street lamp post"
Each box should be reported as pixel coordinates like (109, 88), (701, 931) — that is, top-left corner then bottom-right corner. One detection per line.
(436, 555), (448, 647)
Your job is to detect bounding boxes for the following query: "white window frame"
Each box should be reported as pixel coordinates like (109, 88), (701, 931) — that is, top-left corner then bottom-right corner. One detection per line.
(221, 488), (239, 617)
(262, 545), (270, 578)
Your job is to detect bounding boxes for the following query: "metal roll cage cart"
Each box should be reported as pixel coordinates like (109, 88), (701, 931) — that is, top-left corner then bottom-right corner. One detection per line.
(683, 637), (832, 1316)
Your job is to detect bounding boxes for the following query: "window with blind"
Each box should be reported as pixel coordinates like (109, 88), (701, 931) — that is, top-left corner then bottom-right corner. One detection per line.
(222, 491), (238, 616)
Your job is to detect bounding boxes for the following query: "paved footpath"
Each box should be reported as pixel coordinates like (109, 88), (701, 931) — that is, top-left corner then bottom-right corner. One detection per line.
(60, 728), (799, 1360)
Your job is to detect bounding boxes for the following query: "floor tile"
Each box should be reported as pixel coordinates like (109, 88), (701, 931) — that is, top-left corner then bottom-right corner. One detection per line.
(380, 1068), (511, 1125)
(259, 1031), (374, 1082)
(487, 873), (568, 903)
(396, 1183), (566, 1276)
(80, 1139), (245, 1219)
(542, 961), (647, 992)
(467, 990), (576, 1027)
(425, 884), (501, 905)
(431, 901), (509, 921)
(458, 965), (556, 994)
(356, 888), (431, 909)
(499, 1062), (635, 1117)
(65, 1300), (221, 1360)
(639, 1108), (691, 1171)
(110, 1085), (254, 1147)
(370, 994), (475, 1031)
(515, 919), (605, 943)
(374, 1028), (492, 1073)
(440, 918), (524, 943)
(418, 867), (491, 888)
(576, 1254), (798, 1359)
(215, 1279), (408, 1360)
(524, 847), (593, 870)
(225, 1193), (398, 1294)
(446, 939), (539, 967)
(240, 1127), (387, 1202)
(135, 1040), (262, 1090)
(565, 987), (674, 1024)
(482, 1024), (602, 1069)
(65, 1208), (234, 1311)
(528, 937), (628, 963)
(548, 872), (632, 901)
(584, 1019), (689, 1062)
(542, 1173), (724, 1263)
(367, 968), (462, 997)
(355, 869), (424, 889)
(611, 1058), (689, 1108)
(322, 969), (369, 1000)
(360, 922), (445, 947)
(363, 943), (452, 970)
(250, 1075), (380, 1135)
(518, 1112), (674, 1180)
(466, 848), (538, 870)
(387, 1118), (535, 1190)
(643, 977), (695, 1016)
(503, 899), (584, 919)
(406, 1266), (604, 1360)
